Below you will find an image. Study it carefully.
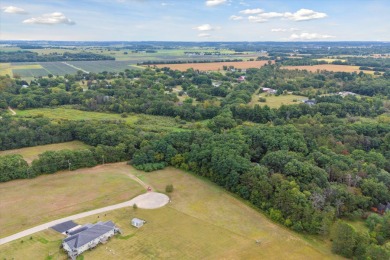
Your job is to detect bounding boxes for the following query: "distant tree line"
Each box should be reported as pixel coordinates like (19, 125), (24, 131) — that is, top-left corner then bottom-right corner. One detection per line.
(0, 51), (115, 62)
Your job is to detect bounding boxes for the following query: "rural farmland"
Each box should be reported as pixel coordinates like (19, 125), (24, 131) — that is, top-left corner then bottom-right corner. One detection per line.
(0, 165), (340, 259)
(153, 60), (272, 71)
(282, 64), (376, 74)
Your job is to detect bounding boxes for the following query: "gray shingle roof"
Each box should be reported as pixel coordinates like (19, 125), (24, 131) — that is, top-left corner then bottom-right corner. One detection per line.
(51, 220), (78, 233)
(63, 221), (116, 251)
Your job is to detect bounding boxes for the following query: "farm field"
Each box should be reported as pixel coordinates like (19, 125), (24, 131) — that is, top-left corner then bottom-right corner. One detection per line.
(250, 93), (307, 108)
(0, 163), (144, 238)
(153, 60), (272, 71)
(282, 64), (375, 74)
(15, 107), (184, 132)
(0, 63), (44, 77)
(0, 166), (340, 260)
(0, 141), (90, 164)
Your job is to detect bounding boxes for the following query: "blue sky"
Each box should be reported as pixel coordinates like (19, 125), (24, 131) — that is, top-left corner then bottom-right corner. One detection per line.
(1, 0), (389, 41)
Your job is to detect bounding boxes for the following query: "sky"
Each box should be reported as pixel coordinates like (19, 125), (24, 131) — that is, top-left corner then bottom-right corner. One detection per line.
(0, 0), (389, 41)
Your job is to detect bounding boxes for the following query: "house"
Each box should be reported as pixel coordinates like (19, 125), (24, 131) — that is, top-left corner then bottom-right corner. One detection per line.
(237, 76), (246, 82)
(338, 91), (357, 97)
(375, 202), (390, 215)
(62, 221), (120, 260)
(262, 88), (277, 94)
(51, 220), (78, 234)
(304, 99), (316, 106)
(212, 81), (222, 87)
(131, 218), (146, 228)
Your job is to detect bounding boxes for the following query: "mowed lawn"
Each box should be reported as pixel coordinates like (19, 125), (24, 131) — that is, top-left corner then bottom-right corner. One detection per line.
(0, 141), (90, 164)
(0, 163), (144, 237)
(250, 93), (307, 108)
(1, 166), (340, 259)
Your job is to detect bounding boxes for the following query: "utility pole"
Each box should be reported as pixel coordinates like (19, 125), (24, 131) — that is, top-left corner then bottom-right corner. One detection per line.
(68, 160), (71, 171)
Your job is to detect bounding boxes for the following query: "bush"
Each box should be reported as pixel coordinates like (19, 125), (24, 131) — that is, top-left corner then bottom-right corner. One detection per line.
(258, 97), (267, 102)
(165, 184), (174, 193)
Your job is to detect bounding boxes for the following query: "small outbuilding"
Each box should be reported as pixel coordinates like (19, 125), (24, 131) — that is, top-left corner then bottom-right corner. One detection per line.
(131, 218), (146, 228)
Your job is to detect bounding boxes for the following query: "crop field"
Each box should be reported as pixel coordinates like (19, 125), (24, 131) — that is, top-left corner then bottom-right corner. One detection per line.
(0, 63), (45, 77)
(15, 107), (184, 132)
(68, 60), (140, 73)
(40, 62), (79, 75)
(0, 166), (339, 260)
(250, 93), (307, 108)
(0, 141), (90, 164)
(0, 163), (144, 238)
(282, 64), (375, 74)
(153, 60), (272, 71)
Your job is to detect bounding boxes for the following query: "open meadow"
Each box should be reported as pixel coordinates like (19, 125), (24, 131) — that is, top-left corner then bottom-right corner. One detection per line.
(0, 165), (340, 259)
(249, 93), (307, 108)
(0, 163), (144, 238)
(15, 107), (184, 132)
(153, 60), (272, 71)
(0, 141), (89, 164)
(282, 64), (375, 74)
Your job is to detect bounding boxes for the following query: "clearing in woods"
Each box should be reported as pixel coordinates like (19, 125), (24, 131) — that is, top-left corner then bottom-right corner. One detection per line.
(0, 166), (340, 259)
(249, 93), (307, 108)
(153, 60), (272, 71)
(0, 141), (90, 164)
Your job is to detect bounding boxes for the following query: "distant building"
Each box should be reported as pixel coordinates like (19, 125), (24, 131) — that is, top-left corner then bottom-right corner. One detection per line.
(338, 91), (357, 97)
(131, 218), (146, 228)
(237, 76), (246, 82)
(304, 100), (316, 106)
(62, 221), (120, 260)
(212, 81), (222, 87)
(262, 87), (277, 94)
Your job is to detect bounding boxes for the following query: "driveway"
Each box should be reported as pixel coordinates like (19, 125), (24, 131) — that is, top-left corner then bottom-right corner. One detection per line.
(0, 192), (169, 245)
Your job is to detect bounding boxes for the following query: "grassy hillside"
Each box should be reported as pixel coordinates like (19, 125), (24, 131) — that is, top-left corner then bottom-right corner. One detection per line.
(0, 141), (90, 164)
(0, 165), (340, 259)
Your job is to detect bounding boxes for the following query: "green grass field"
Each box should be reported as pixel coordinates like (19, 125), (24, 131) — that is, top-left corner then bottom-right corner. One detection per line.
(0, 141), (90, 164)
(0, 165), (340, 259)
(0, 163), (144, 238)
(15, 107), (184, 132)
(250, 93), (307, 108)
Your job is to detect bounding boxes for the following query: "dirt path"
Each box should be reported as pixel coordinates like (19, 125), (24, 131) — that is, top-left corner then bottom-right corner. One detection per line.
(62, 62), (89, 74)
(8, 107), (16, 115)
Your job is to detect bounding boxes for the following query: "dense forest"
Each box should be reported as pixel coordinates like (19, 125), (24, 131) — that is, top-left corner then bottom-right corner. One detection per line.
(0, 61), (390, 258)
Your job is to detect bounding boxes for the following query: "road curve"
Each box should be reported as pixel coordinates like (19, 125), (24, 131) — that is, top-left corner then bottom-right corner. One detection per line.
(0, 192), (169, 245)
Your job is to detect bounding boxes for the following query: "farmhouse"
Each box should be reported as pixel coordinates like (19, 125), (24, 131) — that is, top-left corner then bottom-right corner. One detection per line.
(131, 218), (146, 228)
(262, 87), (277, 94)
(62, 221), (120, 260)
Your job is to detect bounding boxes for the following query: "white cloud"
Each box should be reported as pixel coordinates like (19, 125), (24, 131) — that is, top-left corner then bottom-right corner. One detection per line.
(248, 16), (267, 23)
(271, 28), (301, 32)
(239, 8), (263, 14)
(229, 15), (243, 21)
(23, 12), (75, 25)
(289, 32), (335, 40)
(198, 33), (211, 38)
(193, 24), (214, 31)
(161, 2), (173, 6)
(271, 28), (287, 32)
(205, 0), (226, 7)
(2, 6), (28, 14)
(284, 9), (327, 21)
